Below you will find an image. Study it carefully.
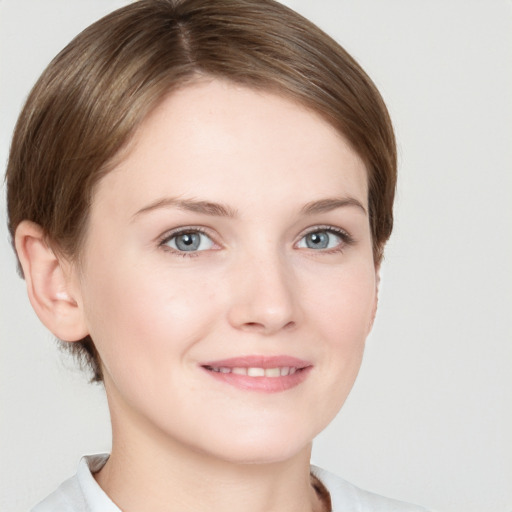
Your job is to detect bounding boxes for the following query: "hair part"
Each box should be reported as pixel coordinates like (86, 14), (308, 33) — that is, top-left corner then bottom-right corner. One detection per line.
(6, 0), (396, 382)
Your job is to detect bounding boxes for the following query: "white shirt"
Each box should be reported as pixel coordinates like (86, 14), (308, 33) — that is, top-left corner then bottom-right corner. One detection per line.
(31, 454), (429, 512)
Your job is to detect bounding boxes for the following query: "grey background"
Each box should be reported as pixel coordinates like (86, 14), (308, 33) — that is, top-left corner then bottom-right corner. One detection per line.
(1, 1), (511, 511)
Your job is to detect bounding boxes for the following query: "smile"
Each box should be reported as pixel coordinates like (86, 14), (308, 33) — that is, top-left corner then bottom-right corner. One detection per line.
(200, 356), (312, 393)
(205, 366), (299, 377)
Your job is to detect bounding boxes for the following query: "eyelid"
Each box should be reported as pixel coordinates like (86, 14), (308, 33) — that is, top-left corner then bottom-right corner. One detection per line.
(299, 224), (352, 239)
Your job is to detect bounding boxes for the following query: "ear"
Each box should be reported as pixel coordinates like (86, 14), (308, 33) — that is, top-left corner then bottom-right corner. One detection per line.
(367, 263), (381, 335)
(14, 220), (89, 342)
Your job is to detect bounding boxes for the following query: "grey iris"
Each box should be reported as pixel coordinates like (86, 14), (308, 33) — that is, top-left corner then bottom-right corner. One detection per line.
(305, 231), (329, 249)
(175, 233), (201, 251)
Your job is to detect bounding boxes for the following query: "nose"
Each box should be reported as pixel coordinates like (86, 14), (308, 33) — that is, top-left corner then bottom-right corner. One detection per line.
(226, 250), (300, 335)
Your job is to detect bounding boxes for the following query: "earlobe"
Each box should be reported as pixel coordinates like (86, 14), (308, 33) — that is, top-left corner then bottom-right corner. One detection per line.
(14, 220), (89, 342)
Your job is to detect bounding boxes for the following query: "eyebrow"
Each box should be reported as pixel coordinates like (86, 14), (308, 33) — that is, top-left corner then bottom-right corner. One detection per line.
(132, 197), (238, 219)
(132, 195), (366, 220)
(300, 197), (367, 216)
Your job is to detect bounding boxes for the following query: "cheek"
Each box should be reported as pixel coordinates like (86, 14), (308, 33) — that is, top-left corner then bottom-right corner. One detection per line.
(79, 255), (220, 381)
(308, 261), (377, 343)
(305, 263), (376, 404)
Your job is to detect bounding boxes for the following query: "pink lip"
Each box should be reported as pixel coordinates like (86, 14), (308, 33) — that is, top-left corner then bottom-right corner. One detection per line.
(200, 355), (313, 393)
(201, 355), (310, 369)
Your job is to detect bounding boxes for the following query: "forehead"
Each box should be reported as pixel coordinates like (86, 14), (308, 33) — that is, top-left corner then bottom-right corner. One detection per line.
(93, 79), (368, 214)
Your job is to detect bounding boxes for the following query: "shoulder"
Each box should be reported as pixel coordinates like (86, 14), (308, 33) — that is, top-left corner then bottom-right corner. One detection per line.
(30, 454), (118, 512)
(311, 465), (430, 512)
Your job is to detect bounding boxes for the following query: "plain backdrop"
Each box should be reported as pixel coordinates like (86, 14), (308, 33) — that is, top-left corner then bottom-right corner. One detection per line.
(1, 1), (511, 511)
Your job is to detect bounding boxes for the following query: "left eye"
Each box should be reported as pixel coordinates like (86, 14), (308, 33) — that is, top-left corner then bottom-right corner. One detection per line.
(164, 231), (214, 252)
(297, 230), (343, 250)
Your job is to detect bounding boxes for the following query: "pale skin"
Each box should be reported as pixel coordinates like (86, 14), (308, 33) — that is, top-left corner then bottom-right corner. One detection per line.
(16, 79), (379, 512)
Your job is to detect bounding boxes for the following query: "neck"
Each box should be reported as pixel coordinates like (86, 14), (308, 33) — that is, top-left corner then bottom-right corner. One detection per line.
(95, 391), (325, 512)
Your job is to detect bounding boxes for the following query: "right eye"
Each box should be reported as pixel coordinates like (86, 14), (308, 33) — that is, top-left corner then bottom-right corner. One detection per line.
(162, 230), (215, 253)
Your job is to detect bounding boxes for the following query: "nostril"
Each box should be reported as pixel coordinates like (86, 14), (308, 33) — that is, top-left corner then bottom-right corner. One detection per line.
(240, 320), (296, 333)
(242, 322), (264, 330)
(283, 321), (296, 330)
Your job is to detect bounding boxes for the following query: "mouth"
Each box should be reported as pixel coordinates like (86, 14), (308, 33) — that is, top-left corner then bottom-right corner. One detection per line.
(204, 365), (301, 377)
(200, 356), (312, 393)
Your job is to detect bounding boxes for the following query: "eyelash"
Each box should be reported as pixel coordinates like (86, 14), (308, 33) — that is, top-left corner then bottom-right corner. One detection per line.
(157, 225), (355, 257)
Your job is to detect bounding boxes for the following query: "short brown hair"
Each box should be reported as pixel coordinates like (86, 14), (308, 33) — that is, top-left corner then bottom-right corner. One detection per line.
(6, 0), (396, 382)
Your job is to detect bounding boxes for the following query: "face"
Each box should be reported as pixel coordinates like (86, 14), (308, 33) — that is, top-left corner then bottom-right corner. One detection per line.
(74, 79), (378, 464)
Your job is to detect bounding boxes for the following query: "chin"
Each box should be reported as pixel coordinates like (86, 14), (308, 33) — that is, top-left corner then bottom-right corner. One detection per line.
(190, 420), (316, 466)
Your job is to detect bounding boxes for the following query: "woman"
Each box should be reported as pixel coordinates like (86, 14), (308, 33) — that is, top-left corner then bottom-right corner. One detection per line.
(6, 1), (428, 510)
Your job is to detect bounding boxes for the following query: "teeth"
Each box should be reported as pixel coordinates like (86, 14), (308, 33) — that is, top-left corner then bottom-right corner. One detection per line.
(208, 366), (299, 377)
(247, 367), (265, 377)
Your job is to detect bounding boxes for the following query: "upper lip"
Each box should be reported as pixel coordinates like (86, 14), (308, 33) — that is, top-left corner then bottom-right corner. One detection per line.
(200, 355), (311, 369)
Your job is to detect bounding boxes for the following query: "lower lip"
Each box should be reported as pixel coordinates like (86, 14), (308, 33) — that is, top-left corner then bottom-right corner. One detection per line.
(201, 366), (312, 393)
